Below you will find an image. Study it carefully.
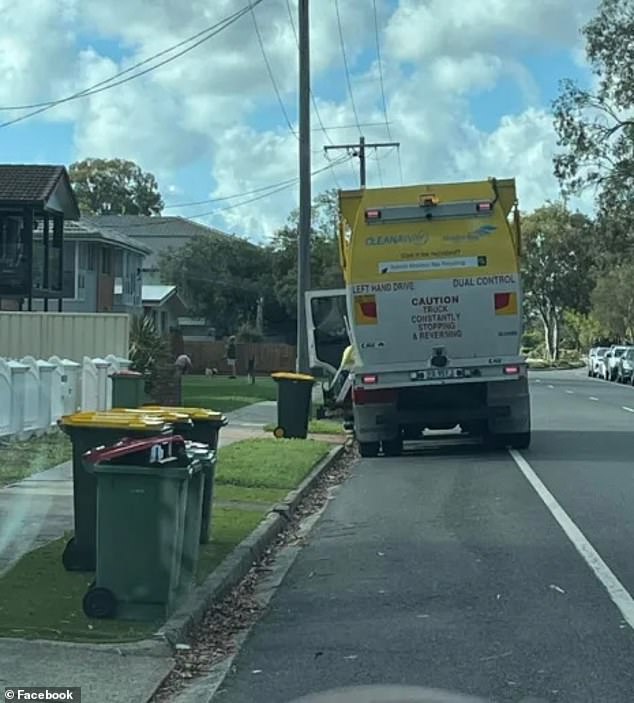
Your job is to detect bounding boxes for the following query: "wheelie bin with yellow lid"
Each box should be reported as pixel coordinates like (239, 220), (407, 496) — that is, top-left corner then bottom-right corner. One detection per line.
(81, 434), (203, 620)
(271, 372), (315, 439)
(112, 408), (220, 544)
(141, 406), (228, 450)
(58, 410), (177, 572)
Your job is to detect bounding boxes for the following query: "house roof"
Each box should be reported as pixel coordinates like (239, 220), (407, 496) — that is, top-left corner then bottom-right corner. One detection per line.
(0, 164), (80, 219)
(142, 284), (178, 305)
(63, 219), (152, 255)
(81, 215), (231, 271)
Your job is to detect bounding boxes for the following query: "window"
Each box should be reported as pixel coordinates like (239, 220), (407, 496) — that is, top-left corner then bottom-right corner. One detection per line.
(86, 245), (96, 271)
(101, 247), (112, 275)
(62, 241), (76, 298)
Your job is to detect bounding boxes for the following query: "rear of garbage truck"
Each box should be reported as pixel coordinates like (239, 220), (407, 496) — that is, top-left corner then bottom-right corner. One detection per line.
(306, 178), (530, 457)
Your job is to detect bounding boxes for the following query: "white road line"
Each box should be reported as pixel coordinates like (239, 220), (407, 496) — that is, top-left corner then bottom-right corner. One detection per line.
(547, 385), (554, 389)
(589, 397), (599, 401)
(622, 406), (634, 413)
(565, 390), (574, 394)
(509, 450), (634, 631)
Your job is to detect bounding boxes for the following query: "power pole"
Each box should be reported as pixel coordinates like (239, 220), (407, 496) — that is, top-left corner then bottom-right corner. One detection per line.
(296, 0), (311, 373)
(325, 136), (400, 187)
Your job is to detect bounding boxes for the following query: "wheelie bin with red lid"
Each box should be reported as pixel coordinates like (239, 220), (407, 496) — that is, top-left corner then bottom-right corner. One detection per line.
(82, 434), (204, 620)
(111, 408), (220, 544)
(58, 411), (178, 572)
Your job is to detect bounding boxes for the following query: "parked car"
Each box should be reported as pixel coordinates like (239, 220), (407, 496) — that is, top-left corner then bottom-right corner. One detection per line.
(604, 345), (629, 381)
(591, 347), (609, 378)
(616, 347), (634, 384)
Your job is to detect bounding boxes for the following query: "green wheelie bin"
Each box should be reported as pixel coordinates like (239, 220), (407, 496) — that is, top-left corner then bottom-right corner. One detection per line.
(115, 407), (222, 540)
(141, 406), (228, 450)
(186, 441), (218, 544)
(58, 411), (176, 572)
(82, 434), (203, 620)
(271, 372), (315, 439)
(110, 370), (146, 408)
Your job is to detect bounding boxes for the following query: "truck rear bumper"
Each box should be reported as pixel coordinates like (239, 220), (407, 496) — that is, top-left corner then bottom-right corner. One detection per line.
(353, 377), (530, 443)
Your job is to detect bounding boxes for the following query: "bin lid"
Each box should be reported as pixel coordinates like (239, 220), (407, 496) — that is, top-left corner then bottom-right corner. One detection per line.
(60, 411), (169, 430)
(83, 434), (188, 466)
(271, 371), (315, 383)
(109, 370), (143, 378)
(111, 407), (193, 423)
(142, 405), (226, 421)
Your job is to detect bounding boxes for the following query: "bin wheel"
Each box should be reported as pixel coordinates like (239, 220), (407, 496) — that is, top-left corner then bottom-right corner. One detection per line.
(83, 587), (117, 619)
(273, 426), (285, 439)
(61, 537), (77, 570)
(359, 441), (380, 458)
(315, 406), (327, 420)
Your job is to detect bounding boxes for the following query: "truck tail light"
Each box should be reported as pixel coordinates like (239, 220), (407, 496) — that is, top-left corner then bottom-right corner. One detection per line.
(477, 202), (492, 212)
(360, 301), (377, 319)
(503, 365), (520, 375)
(365, 209), (381, 220)
(353, 388), (397, 405)
(362, 374), (378, 385)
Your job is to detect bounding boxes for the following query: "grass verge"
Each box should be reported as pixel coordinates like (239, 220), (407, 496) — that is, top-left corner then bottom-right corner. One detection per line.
(0, 437), (330, 642)
(263, 419), (345, 436)
(0, 431), (71, 488)
(215, 438), (331, 489)
(183, 375), (277, 413)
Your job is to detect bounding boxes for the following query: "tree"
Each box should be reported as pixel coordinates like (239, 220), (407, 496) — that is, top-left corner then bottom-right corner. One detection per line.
(159, 232), (276, 337)
(553, 0), (634, 219)
(69, 158), (164, 215)
(521, 203), (595, 360)
(269, 189), (344, 319)
(591, 263), (634, 341)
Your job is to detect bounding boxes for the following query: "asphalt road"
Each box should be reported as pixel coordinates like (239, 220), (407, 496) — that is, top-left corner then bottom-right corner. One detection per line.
(215, 370), (634, 703)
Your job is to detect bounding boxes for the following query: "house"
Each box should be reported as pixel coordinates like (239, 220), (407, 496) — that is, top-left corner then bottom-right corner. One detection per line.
(142, 284), (187, 336)
(79, 215), (232, 285)
(31, 219), (151, 315)
(0, 164), (80, 311)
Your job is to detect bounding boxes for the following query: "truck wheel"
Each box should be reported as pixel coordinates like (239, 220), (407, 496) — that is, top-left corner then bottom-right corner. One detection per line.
(509, 432), (531, 450)
(359, 441), (380, 458)
(382, 438), (403, 457)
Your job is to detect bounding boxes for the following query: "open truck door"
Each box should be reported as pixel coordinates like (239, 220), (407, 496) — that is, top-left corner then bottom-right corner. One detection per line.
(305, 288), (352, 420)
(305, 289), (349, 376)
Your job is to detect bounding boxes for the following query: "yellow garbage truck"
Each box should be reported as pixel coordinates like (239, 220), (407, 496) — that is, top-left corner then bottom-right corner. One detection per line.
(306, 178), (530, 457)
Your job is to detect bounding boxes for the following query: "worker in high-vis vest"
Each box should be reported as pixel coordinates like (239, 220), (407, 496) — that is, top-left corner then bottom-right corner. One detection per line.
(329, 344), (355, 406)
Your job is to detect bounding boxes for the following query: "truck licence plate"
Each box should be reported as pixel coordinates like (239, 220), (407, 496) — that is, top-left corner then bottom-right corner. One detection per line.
(414, 368), (457, 380)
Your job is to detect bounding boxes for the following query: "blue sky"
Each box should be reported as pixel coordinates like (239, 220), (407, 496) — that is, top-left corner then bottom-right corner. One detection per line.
(0, 0), (598, 238)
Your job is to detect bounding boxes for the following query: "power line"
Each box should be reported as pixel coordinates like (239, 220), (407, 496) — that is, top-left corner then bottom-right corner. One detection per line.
(164, 178), (299, 209)
(334, 0), (363, 136)
(250, 2), (298, 139)
(98, 155), (352, 227)
(372, 0), (403, 186)
(0, 1), (263, 129)
(188, 156), (351, 219)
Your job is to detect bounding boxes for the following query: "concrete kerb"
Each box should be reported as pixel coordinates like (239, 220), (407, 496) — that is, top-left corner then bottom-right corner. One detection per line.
(154, 443), (345, 649)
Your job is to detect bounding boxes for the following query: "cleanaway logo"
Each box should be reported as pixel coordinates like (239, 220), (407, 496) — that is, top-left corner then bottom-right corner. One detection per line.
(365, 233), (429, 246)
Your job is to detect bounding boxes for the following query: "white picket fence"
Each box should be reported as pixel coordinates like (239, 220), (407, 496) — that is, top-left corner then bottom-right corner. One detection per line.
(0, 354), (132, 440)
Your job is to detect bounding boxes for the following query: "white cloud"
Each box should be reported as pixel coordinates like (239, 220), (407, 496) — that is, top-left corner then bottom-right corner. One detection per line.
(0, 0), (601, 236)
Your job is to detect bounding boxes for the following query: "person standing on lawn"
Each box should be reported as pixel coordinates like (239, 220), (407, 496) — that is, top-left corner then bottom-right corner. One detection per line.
(226, 335), (237, 378)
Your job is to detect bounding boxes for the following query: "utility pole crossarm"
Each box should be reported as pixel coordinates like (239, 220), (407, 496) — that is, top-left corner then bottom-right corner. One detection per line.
(325, 136), (400, 188)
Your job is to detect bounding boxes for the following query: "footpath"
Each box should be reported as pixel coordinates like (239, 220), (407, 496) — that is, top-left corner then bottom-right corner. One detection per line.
(0, 401), (341, 703)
